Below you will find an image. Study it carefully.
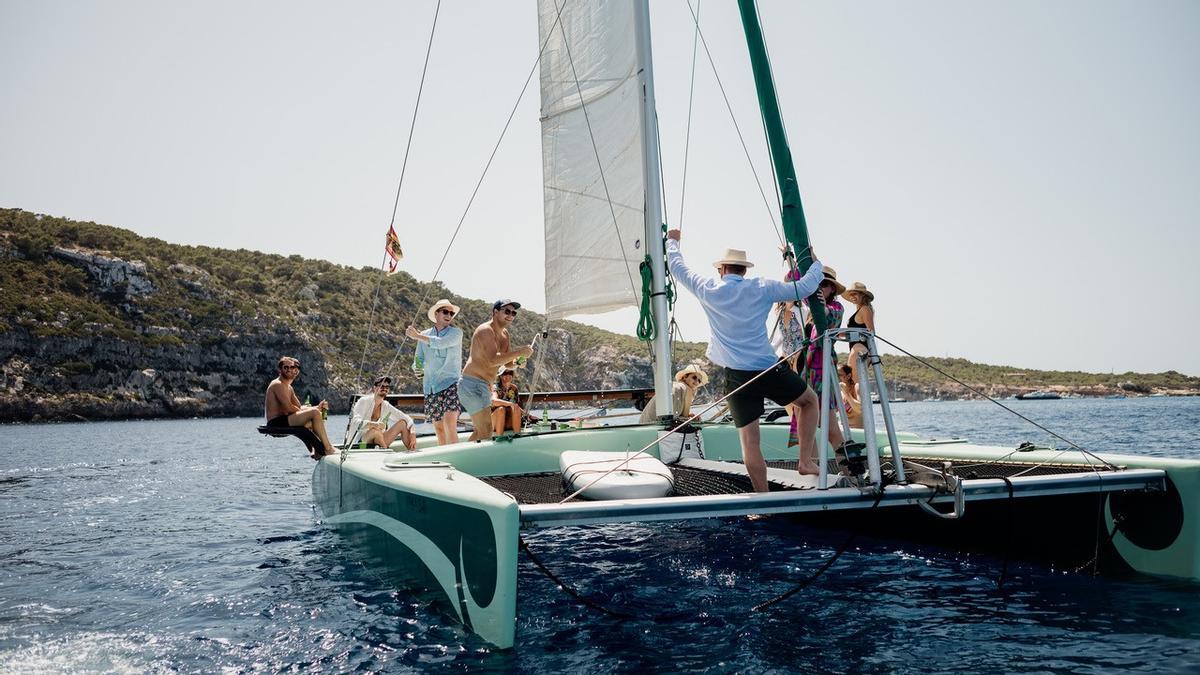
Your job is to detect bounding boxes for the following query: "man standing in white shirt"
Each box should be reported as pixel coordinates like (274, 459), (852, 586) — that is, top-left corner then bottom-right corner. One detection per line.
(666, 229), (824, 491)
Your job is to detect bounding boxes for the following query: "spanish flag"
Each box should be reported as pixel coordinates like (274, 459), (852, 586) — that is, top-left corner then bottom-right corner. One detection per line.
(384, 225), (404, 274)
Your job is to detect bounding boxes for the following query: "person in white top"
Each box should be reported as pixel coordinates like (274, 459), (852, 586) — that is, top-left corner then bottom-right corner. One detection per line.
(639, 365), (709, 424)
(666, 228), (825, 491)
(349, 376), (416, 450)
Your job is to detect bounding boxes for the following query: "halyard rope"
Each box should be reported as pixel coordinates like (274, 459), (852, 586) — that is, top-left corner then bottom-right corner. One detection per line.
(870, 333), (1118, 471)
(683, 0), (784, 247)
(378, 9), (566, 380)
(354, 0), (442, 389)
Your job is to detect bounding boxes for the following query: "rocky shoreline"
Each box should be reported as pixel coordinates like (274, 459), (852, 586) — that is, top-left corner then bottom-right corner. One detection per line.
(3, 209), (1196, 423)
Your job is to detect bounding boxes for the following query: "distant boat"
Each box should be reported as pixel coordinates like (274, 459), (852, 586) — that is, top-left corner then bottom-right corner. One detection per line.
(1016, 391), (1061, 400)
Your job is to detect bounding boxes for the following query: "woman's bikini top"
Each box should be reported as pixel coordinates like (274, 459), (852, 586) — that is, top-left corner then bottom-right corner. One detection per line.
(847, 308), (868, 344)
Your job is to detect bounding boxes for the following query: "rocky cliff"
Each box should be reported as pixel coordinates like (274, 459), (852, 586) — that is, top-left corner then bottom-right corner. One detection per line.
(0, 209), (709, 421)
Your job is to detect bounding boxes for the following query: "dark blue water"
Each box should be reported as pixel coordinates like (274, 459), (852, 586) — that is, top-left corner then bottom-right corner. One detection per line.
(2, 398), (1198, 672)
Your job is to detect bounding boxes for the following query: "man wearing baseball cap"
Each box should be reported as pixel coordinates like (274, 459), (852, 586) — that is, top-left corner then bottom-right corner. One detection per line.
(459, 299), (533, 441)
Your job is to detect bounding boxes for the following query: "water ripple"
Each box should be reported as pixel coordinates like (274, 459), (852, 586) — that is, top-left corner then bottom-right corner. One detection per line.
(0, 405), (1198, 672)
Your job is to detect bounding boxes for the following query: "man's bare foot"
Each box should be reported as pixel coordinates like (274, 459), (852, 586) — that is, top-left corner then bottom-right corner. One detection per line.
(797, 462), (820, 476)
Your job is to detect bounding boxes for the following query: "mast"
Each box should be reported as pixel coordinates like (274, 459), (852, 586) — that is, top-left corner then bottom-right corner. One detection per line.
(634, 0), (674, 417)
(737, 0), (828, 335)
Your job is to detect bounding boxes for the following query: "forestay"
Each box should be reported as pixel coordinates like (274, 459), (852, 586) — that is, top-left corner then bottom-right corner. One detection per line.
(538, 0), (645, 319)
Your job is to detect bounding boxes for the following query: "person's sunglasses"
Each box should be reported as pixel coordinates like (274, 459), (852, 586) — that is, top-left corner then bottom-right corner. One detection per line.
(502, 308), (518, 316)
(285, 364), (300, 371)
(438, 308), (456, 317)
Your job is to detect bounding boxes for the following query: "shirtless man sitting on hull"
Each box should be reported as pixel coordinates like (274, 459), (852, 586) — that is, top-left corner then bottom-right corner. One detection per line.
(459, 300), (534, 442)
(264, 356), (338, 458)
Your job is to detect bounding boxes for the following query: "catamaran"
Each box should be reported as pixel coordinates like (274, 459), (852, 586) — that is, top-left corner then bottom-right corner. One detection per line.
(305, 1), (1200, 649)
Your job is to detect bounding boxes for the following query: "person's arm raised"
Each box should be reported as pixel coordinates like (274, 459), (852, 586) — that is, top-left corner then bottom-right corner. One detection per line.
(768, 259), (824, 303)
(665, 229), (706, 297)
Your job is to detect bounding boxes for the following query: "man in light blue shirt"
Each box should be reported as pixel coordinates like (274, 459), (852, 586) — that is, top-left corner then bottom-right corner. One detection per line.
(406, 299), (464, 445)
(666, 229), (824, 491)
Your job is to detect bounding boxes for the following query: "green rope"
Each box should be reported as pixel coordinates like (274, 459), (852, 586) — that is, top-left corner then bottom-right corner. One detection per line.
(637, 227), (678, 342)
(637, 255), (656, 341)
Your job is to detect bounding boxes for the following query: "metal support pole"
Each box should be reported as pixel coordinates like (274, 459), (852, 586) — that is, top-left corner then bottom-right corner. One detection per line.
(634, 0), (674, 417)
(827, 333), (852, 444)
(855, 349), (881, 475)
(866, 333), (906, 484)
(817, 331), (832, 489)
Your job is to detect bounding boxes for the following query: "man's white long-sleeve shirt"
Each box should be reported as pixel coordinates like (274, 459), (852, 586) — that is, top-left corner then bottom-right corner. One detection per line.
(667, 239), (824, 371)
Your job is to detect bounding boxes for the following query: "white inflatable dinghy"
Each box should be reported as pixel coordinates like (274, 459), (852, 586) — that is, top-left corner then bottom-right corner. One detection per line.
(559, 451), (674, 501)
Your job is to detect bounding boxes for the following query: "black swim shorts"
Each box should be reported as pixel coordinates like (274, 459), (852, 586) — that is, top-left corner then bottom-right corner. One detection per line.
(724, 362), (808, 428)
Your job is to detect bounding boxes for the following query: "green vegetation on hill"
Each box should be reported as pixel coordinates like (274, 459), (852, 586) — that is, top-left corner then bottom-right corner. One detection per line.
(0, 208), (1195, 421)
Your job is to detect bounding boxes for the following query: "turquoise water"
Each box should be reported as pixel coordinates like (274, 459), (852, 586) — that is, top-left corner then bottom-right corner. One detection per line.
(1, 398), (1197, 672)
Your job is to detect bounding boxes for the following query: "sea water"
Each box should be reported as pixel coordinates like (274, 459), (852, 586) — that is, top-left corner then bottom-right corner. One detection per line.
(1, 397), (1198, 673)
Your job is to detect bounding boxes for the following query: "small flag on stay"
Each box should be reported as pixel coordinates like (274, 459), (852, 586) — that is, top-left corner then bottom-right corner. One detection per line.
(384, 225), (404, 274)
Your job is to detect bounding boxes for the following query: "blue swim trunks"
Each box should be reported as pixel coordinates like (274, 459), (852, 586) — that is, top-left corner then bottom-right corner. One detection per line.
(458, 375), (493, 415)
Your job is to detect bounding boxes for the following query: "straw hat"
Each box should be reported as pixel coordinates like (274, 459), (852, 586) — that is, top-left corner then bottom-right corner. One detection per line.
(427, 298), (461, 322)
(675, 364), (709, 387)
(842, 282), (874, 304)
(712, 248), (754, 269)
(820, 266), (847, 296)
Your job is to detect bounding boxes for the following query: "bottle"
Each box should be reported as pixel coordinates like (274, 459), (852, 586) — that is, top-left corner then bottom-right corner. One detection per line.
(413, 348), (425, 376)
(515, 355), (526, 366)
(304, 394), (312, 408)
(541, 407), (549, 425)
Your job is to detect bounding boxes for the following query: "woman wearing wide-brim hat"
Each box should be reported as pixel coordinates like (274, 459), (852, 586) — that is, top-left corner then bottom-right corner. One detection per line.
(798, 266), (848, 449)
(405, 298), (465, 445)
(638, 364), (708, 424)
(841, 282), (876, 384)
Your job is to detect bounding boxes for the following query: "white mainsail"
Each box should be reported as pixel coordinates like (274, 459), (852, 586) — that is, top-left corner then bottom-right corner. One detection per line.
(538, 0), (646, 320)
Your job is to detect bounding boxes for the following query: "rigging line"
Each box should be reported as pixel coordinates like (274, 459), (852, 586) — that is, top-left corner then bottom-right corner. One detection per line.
(354, 251), (395, 388)
(753, 0), (792, 145)
(550, 0), (642, 306)
(378, 9), (566, 379)
(870, 333), (1118, 471)
(388, 0), (443, 231)
(522, 322), (552, 414)
(751, 482), (888, 612)
(683, 0), (785, 247)
(519, 537), (689, 621)
(354, 2), (442, 388)
(677, 0), (701, 230)
(752, 0), (783, 215)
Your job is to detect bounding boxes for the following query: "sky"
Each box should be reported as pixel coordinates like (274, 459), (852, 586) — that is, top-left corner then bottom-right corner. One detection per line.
(2, 0), (1198, 376)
